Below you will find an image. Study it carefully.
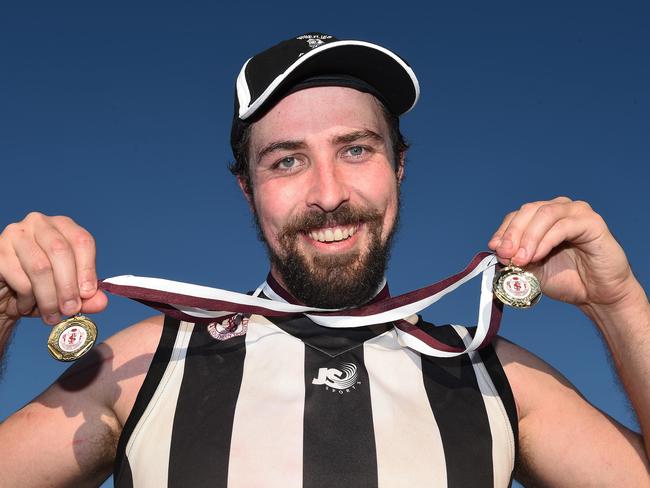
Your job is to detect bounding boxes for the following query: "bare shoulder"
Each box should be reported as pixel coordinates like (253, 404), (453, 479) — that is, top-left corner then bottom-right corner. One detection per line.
(101, 314), (166, 424)
(0, 314), (165, 487)
(493, 337), (650, 487)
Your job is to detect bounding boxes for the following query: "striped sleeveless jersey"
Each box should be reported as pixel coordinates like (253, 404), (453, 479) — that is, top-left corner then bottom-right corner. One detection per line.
(114, 312), (518, 487)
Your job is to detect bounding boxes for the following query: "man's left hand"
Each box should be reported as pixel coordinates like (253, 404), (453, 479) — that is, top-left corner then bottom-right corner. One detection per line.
(488, 196), (640, 311)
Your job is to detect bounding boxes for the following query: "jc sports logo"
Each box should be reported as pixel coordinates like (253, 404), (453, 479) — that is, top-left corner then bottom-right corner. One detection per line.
(312, 362), (361, 394)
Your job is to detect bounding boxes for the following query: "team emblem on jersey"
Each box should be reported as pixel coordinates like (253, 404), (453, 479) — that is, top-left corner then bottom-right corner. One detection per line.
(312, 362), (361, 394)
(207, 313), (249, 341)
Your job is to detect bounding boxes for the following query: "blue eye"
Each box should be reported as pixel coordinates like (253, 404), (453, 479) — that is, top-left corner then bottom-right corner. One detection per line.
(348, 146), (364, 157)
(277, 157), (296, 169)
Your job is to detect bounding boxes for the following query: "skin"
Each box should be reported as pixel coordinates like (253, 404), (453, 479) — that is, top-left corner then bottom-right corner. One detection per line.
(241, 87), (403, 294)
(0, 86), (649, 486)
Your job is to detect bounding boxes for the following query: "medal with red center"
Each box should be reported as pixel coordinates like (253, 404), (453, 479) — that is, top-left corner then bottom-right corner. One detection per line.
(47, 315), (98, 361)
(493, 265), (542, 308)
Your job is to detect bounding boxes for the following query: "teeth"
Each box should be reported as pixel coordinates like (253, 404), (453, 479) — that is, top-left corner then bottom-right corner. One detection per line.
(309, 226), (357, 243)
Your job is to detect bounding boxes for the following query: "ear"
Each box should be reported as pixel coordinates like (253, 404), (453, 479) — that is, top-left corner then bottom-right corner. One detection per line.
(237, 176), (255, 212)
(396, 151), (406, 185)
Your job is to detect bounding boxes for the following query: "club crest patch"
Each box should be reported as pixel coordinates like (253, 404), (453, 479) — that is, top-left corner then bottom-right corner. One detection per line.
(207, 313), (249, 341)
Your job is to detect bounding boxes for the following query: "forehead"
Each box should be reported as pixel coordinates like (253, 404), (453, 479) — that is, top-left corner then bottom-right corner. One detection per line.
(250, 86), (388, 150)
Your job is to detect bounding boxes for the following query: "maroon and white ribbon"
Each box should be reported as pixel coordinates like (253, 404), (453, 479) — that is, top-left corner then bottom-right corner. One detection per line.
(100, 252), (502, 358)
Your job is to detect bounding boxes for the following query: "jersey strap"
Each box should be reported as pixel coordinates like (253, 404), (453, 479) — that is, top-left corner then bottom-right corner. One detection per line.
(100, 252), (502, 358)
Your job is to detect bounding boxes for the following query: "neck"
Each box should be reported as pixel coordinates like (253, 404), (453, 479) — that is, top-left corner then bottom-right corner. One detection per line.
(267, 269), (305, 304)
(267, 267), (390, 307)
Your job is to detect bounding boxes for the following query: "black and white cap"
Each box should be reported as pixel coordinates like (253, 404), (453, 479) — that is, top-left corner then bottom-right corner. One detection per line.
(234, 32), (420, 122)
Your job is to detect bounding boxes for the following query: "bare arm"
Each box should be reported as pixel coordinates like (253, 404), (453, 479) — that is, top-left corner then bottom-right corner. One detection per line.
(497, 337), (650, 487)
(582, 284), (650, 460)
(0, 315), (163, 487)
(489, 197), (650, 484)
(0, 213), (163, 485)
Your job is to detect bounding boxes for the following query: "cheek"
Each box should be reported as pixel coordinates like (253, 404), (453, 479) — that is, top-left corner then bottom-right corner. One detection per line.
(253, 181), (303, 238)
(357, 170), (400, 238)
(355, 166), (399, 205)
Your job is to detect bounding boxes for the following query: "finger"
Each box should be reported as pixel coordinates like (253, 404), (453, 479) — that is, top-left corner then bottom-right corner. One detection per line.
(51, 216), (97, 299)
(489, 197), (574, 247)
(531, 216), (594, 263)
(0, 250), (37, 316)
(80, 289), (109, 314)
(512, 202), (579, 266)
(494, 202), (549, 261)
(488, 211), (516, 249)
(32, 218), (84, 318)
(13, 234), (61, 324)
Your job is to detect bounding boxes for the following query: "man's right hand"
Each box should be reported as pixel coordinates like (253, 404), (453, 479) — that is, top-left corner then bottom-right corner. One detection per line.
(0, 212), (108, 326)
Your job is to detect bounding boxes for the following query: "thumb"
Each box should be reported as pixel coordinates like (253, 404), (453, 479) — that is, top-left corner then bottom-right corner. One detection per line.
(80, 290), (109, 315)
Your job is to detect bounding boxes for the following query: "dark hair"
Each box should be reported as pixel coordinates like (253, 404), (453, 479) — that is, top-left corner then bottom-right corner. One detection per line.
(229, 99), (409, 193)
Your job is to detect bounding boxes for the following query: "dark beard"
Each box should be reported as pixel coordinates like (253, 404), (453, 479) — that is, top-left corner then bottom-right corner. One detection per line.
(254, 204), (398, 308)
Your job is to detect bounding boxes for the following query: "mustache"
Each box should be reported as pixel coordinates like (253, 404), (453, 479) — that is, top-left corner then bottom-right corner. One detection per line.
(278, 205), (383, 240)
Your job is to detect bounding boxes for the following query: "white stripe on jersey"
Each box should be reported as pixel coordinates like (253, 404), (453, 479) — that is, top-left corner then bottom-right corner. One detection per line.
(365, 329), (447, 486)
(125, 320), (195, 487)
(452, 325), (516, 488)
(228, 318), (306, 488)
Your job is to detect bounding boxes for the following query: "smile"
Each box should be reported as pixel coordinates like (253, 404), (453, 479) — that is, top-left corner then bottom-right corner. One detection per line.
(307, 225), (358, 243)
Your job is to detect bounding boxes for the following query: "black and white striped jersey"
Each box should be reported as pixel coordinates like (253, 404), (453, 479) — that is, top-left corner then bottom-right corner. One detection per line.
(114, 311), (518, 487)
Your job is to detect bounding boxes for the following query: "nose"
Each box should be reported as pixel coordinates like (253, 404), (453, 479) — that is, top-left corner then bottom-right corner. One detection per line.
(306, 159), (350, 212)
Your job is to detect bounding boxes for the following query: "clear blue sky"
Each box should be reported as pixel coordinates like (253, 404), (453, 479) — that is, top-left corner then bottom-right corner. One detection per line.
(1, 2), (649, 486)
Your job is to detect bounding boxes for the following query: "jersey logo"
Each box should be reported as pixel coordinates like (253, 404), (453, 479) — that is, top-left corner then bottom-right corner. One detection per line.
(312, 362), (361, 394)
(207, 313), (249, 341)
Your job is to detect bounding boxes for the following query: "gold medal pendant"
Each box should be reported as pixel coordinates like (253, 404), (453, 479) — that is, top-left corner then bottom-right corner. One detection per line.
(493, 265), (542, 308)
(47, 315), (98, 361)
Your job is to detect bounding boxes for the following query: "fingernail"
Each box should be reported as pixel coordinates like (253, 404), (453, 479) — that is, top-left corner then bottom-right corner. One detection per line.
(63, 299), (79, 314)
(515, 248), (527, 260)
(500, 239), (513, 250)
(46, 313), (61, 324)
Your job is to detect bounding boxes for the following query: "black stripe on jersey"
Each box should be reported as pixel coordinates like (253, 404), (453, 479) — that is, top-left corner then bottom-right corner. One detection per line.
(479, 338), (519, 471)
(113, 315), (178, 486)
(303, 346), (378, 488)
(113, 458), (133, 488)
(167, 322), (247, 488)
(419, 321), (495, 487)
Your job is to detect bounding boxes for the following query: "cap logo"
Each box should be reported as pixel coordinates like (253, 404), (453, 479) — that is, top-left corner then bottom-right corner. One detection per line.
(296, 33), (332, 51)
(306, 38), (324, 49)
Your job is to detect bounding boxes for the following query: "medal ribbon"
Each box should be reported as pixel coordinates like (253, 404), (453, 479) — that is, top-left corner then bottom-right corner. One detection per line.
(99, 252), (502, 358)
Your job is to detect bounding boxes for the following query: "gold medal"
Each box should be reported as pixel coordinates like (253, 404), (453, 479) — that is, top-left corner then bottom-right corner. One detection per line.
(493, 265), (542, 308)
(47, 315), (98, 361)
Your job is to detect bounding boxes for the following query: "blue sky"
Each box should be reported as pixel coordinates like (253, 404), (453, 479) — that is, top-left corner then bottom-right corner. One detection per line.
(1, 2), (649, 486)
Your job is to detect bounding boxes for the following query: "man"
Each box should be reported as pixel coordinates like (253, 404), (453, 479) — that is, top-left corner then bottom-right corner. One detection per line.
(0, 32), (648, 487)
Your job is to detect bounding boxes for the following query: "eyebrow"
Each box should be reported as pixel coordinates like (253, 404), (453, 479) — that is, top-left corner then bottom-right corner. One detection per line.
(255, 129), (386, 164)
(256, 140), (307, 164)
(332, 129), (385, 146)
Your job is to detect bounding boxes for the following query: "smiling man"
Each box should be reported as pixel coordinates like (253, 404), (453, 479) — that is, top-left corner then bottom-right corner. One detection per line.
(0, 33), (649, 487)
(243, 86), (401, 308)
